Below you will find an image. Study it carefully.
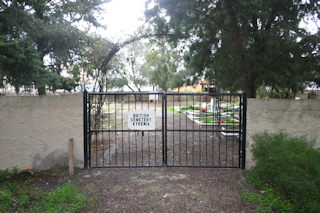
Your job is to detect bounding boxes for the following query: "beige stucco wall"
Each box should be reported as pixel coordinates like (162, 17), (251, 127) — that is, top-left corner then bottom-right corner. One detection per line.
(0, 94), (83, 170)
(246, 99), (320, 169)
(1, 95), (319, 171)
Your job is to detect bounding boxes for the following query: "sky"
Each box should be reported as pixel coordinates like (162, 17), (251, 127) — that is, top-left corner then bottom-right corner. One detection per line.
(96, 0), (148, 42)
(96, 0), (319, 41)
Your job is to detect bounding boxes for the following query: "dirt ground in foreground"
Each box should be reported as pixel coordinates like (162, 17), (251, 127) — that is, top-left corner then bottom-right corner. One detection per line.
(41, 168), (256, 213)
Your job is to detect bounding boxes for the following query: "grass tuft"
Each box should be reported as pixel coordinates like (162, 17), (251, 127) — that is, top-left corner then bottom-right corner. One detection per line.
(0, 172), (89, 213)
(44, 183), (86, 213)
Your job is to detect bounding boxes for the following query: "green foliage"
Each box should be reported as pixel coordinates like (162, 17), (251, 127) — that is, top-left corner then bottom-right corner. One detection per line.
(244, 172), (293, 213)
(180, 105), (201, 110)
(180, 105), (192, 110)
(221, 117), (238, 123)
(251, 132), (320, 212)
(168, 70), (189, 90)
(70, 35), (115, 92)
(0, 172), (88, 213)
(104, 41), (149, 92)
(44, 183), (86, 213)
(199, 118), (215, 124)
(143, 40), (181, 91)
(0, 0), (106, 94)
(199, 117), (237, 124)
(0, 173), (43, 212)
(243, 183), (293, 212)
(146, 0), (320, 97)
(167, 108), (179, 113)
(0, 169), (10, 182)
(223, 125), (239, 130)
(0, 188), (12, 212)
(257, 85), (298, 99)
(196, 112), (221, 117)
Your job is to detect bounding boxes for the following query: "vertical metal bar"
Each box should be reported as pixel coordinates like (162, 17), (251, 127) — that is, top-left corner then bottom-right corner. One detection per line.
(205, 95), (208, 166)
(83, 90), (88, 168)
(218, 95), (221, 166)
(242, 91), (247, 170)
(108, 95), (111, 166)
(102, 94), (105, 167)
(121, 95), (124, 166)
(165, 93), (168, 166)
(199, 94), (201, 166)
(239, 94), (242, 168)
(192, 94), (194, 166)
(162, 93), (165, 166)
(135, 95), (137, 166)
(211, 95), (215, 166)
(128, 95), (131, 166)
(114, 95), (117, 166)
(148, 95), (150, 166)
(231, 95), (235, 167)
(141, 94), (144, 165)
(172, 94), (175, 166)
(88, 94), (91, 167)
(154, 94), (157, 166)
(179, 94), (181, 165)
(185, 95), (188, 165)
(95, 95), (98, 167)
(225, 94), (229, 167)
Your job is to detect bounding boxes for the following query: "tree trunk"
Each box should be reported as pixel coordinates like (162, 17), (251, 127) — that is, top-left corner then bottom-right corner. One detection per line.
(246, 83), (257, 98)
(38, 87), (46, 95)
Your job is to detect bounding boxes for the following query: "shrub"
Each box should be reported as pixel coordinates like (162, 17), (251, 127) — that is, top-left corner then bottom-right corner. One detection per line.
(251, 132), (320, 212)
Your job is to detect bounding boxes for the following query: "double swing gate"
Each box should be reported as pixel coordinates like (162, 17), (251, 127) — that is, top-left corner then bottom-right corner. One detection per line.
(84, 91), (247, 169)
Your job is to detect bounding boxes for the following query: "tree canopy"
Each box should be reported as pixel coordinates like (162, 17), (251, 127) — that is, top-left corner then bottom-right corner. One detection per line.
(146, 0), (320, 97)
(142, 39), (182, 91)
(0, 0), (107, 95)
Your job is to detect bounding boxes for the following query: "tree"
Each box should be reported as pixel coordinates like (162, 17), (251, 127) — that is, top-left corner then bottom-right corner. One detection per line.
(168, 70), (188, 91)
(146, 0), (320, 97)
(70, 35), (116, 92)
(143, 39), (182, 91)
(0, 0), (107, 95)
(115, 41), (149, 92)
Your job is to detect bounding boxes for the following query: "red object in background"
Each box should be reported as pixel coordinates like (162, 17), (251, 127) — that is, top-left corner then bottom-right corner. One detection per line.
(220, 120), (225, 123)
(200, 108), (207, 112)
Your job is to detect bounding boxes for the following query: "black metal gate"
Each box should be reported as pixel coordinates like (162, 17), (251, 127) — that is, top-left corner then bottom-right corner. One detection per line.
(84, 91), (246, 169)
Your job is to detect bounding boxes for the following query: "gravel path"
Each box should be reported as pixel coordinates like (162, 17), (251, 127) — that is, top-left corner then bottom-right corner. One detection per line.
(64, 168), (256, 213)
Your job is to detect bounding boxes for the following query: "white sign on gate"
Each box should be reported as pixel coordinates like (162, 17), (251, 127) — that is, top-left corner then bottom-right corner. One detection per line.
(128, 110), (155, 130)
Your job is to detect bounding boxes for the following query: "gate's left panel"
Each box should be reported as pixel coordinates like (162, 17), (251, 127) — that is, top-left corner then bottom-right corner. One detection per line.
(85, 92), (164, 168)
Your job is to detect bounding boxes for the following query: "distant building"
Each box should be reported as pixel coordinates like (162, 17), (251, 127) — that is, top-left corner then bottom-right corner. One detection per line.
(172, 80), (216, 93)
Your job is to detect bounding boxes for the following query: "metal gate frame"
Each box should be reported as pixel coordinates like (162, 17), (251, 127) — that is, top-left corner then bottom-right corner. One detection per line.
(84, 91), (247, 169)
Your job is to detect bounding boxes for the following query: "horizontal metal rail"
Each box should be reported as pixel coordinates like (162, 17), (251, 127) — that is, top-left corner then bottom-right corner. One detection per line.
(87, 91), (242, 96)
(165, 92), (242, 96)
(87, 91), (164, 95)
(91, 165), (164, 168)
(166, 165), (240, 169)
(89, 129), (243, 133)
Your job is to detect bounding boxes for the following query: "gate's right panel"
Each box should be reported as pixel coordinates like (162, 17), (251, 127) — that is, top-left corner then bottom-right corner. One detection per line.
(165, 93), (245, 168)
